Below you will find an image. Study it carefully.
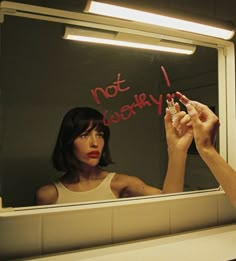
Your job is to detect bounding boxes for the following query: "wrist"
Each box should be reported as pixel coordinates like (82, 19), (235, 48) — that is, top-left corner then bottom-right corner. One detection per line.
(168, 145), (188, 156)
(197, 145), (217, 159)
(168, 147), (188, 159)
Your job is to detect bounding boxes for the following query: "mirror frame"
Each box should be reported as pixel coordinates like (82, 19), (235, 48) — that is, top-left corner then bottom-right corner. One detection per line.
(0, 1), (235, 212)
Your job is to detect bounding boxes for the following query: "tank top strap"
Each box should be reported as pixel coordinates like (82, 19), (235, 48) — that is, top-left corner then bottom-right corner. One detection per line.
(103, 172), (116, 185)
(54, 181), (67, 192)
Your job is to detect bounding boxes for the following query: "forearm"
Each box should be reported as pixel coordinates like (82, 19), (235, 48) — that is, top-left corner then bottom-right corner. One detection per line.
(199, 147), (236, 207)
(162, 149), (187, 193)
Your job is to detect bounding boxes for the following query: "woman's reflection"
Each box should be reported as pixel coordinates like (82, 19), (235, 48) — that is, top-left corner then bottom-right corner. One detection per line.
(36, 106), (192, 205)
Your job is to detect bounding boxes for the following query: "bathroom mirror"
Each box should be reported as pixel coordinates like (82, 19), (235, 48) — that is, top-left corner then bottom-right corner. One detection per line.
(0, 1), (231, 208)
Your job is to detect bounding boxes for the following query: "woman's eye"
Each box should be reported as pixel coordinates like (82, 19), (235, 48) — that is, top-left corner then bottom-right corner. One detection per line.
(97, 132), (104, 138)
(80, 133), (88, 138)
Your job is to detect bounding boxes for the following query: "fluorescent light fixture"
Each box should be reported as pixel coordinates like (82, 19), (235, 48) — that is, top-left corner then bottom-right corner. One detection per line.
(85, 1), (235, 40)
(64, 27), (196, 55)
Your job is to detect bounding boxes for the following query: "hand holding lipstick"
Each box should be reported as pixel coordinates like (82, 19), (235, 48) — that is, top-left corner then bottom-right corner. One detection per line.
(174, 91), (219, 152)
(164, 104), (193, 154)
(179, 98), (236, 208)
(165, 92), (191, 135)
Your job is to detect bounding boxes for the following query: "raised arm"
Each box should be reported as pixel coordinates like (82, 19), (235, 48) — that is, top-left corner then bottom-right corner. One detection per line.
(162, 105), (193, 193)
(113, 104), (193, 197)
(186, 101), (236, 207)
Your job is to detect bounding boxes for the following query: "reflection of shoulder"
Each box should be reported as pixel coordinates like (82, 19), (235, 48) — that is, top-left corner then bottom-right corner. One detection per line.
(112, 173), (127, 180)
(36, 183), (58, 205)
(112, 173), (141, 184)
(111, 173), (145, 198)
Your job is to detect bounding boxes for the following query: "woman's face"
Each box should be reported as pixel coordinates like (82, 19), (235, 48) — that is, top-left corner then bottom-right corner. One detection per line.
(73, 124), (105, 167)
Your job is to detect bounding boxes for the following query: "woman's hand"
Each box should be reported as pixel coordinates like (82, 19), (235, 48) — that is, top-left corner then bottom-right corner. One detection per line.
(185, 101), (220, 154)
(163, 103), (192, 193)
(164, 103), (193, 154)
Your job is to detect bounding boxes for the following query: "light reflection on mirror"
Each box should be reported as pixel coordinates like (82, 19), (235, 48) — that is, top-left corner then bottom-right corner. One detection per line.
(0, 12), (219, 208)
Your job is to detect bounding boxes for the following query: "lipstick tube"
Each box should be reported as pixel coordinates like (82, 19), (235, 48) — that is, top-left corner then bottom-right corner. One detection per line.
(166, 94), (177, 121)
(175, 91), (190, 106)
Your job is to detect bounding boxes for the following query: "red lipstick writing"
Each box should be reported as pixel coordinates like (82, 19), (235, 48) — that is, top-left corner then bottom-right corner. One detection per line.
(161, 65), (171, 87)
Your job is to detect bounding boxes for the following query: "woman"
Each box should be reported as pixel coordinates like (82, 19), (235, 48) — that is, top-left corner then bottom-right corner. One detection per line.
(36, 106), (192, 205)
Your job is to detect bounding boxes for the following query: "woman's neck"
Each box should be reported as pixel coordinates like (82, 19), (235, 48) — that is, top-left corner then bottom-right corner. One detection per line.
(65, 166), (105, 182)
(80, 166), (103, 180)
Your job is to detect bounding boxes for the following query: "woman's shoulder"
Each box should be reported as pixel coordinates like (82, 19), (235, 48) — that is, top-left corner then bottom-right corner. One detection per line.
(36, 183), (58, 205)
(112, 172), (128, 179)
(112, 173), (141, 183)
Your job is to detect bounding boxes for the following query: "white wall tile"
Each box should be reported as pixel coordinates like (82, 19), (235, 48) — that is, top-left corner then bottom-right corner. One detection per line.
(42, 206), (113, 255)
(170, 194), (218, 233)
(0, 215), (42, 260)
(2, 192), (236, 260)
(112, 200), (170, 243)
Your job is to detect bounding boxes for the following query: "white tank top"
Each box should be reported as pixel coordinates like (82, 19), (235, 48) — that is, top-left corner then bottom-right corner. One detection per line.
(54, 173), (117, 204)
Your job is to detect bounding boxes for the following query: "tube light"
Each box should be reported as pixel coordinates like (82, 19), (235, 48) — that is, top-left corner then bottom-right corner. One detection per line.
(85, 1), (235, 40)
(64, 27), (196, 55)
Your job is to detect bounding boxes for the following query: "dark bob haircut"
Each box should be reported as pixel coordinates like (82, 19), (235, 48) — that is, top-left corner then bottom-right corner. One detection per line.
(52, 107), (113, 173)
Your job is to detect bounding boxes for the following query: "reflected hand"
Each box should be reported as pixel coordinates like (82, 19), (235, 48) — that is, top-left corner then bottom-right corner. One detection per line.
(164, 103), (193, 154)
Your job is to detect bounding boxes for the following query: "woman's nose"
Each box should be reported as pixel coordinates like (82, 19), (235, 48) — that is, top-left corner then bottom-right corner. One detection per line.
(90, 135), (98, 147)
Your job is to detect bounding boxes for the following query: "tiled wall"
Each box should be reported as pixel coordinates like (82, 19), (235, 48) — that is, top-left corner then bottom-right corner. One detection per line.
(1, 190), (236, 260)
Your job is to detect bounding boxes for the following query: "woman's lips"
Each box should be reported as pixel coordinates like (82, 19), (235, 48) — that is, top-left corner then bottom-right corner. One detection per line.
(87, 151), (100, 158)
